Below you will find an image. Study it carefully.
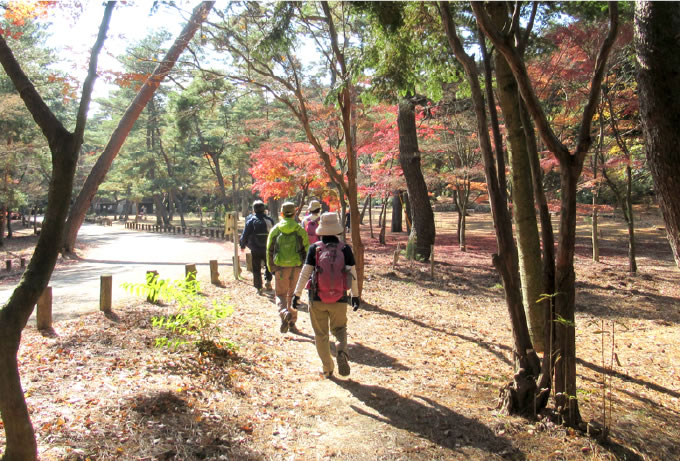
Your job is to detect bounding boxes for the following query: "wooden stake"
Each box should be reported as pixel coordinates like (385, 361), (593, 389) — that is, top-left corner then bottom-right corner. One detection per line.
(36, 286), (52, 330)
(210, 260), (220, 285)
(393, 243), (400, 269)
(5, 260), (11, 271)
(185, 264), (197, 282)
(100, 274), (112, 313)
(20, 257), (26, 268)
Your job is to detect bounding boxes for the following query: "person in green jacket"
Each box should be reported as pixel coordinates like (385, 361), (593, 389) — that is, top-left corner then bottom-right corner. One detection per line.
(267, 202), (310, 333)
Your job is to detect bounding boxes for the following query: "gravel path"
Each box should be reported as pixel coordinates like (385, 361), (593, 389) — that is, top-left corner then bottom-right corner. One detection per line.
(0, 223), (240, 321)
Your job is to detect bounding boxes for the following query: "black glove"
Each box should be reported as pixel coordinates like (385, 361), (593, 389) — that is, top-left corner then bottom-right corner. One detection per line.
(351, 296), (360, 311)
(292, 295), (300, 309)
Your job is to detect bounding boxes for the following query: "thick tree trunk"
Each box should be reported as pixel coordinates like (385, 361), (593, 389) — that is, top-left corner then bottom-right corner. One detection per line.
(391, 190), (403, 232)
(635, 1), (680, 269)
(491, 6), (545, 352)
(62, 1), (214, 253)
(397, 97), (435, 261)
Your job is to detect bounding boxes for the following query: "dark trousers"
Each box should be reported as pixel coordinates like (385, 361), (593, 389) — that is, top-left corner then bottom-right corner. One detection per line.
(251, 250), (271, 289)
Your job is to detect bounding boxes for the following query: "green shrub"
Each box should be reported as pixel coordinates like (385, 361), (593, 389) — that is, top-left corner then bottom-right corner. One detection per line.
(122, 274), (235, 351)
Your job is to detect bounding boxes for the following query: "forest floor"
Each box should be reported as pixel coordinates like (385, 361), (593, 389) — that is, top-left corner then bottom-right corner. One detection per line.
(1, 208), (679, 460)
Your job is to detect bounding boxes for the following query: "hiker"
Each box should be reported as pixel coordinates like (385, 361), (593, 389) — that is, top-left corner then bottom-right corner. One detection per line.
(301, 199), (322, 244)
(292, 212), (360, 378)
(266, 201), (310, 333)
(240, 200), (275, 295)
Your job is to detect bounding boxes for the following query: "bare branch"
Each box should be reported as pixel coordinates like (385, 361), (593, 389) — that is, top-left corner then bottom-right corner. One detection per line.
(75, 1), (115, 141)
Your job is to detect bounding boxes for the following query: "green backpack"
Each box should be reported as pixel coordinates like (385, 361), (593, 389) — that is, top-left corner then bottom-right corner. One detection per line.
(273, 229), (306, 266)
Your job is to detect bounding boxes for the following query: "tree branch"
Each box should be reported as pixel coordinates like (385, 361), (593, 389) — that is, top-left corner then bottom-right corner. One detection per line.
(74, 1), (115, 141)
(472, 1), (570, 160)
(575, 2), (619, 157)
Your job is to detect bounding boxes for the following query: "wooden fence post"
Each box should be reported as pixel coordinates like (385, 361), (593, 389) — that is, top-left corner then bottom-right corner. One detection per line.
(210, 260), (220, 285)
(185, 264), (197, 282)
(393, 243), (401, 270)
(36, 286), (52, 330)
(100, 274), (112, 313)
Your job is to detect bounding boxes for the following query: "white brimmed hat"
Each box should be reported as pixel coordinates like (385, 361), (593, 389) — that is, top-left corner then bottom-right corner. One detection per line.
(308, 200), (321, 213)
(316, 212), (344, 236)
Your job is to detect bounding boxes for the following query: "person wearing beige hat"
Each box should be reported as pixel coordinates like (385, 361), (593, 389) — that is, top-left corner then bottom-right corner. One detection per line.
(301, 199), (322, 244)
(266, 201), (310, 333)
(292, 212), (360, 378)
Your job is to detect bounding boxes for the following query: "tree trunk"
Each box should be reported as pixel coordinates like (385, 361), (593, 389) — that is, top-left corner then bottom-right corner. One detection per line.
(379, 196), (388, 245)
(553, 164), (582, 426)
(391, 190), (403, 232)
(491, 2), (545, 352)
(440, 3), (541, 417)
(369, 196), (374, 239)
(0, 4), (112, 456)
(359, 194), (370, 224)
(635, 1), (680, 269)
(62, 1), (214, 253)
(397, 97), (435, 261)
(402, 191), (412, 234)
(626, 165), (637, 273)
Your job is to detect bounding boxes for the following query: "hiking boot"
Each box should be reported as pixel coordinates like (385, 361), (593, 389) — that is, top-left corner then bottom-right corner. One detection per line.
(288, 323), (299, 334)
(322, 370), (334, 379)
(264, 281), (273, 291)
(280, 312), (291, 334)
(337, 350), (350, 376)
(256, 288), (264, 296)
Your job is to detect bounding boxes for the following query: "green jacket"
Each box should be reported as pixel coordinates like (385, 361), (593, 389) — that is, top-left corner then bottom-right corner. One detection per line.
(266, 217), (310, 270)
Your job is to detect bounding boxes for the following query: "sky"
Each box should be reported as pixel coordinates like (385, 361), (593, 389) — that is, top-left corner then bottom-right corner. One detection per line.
(41, 1), (188, 99)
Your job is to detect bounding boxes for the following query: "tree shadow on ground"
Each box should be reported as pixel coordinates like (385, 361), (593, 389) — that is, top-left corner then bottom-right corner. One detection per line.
(385, 264), (502, 299)
(55, 390), (261, 460)
(333, 379), (524, 459)
(360, 302), (513, 366)
(575, 279), (680, 324)
(349, 341), (411, 370)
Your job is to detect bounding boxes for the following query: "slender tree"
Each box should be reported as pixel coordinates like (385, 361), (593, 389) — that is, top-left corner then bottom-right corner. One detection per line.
(0, 4), (113, 457)
(473, 1), (618, 425)
(62, 1), (214, 254)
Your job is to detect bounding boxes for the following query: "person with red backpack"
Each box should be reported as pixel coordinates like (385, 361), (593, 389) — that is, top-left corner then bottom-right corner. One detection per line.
(292, 212), (360, 378)
(267, 202), (310, 333)
(301, 200), (322, 244)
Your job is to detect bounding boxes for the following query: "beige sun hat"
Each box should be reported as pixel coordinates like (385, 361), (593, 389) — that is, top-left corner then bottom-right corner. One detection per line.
(281, 202), (296, 217)
(308, 200), (321, 213)
(315, 212), (344, 236)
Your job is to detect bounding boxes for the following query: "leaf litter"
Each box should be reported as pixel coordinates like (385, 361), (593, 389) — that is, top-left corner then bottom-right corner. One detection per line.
(1, 209), (679, 460)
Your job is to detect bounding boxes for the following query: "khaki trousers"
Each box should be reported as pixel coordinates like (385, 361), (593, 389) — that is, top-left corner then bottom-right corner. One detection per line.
(274, 266), (301, 323)
(309, 300), (348, 374)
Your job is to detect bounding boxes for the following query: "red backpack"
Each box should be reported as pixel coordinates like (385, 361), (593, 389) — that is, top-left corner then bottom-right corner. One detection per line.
(305, 217), (320, 244)
(313, 241), (350, 303)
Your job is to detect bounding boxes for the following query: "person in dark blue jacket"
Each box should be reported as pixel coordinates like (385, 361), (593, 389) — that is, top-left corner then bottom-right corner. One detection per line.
(240, 200), (275, 295)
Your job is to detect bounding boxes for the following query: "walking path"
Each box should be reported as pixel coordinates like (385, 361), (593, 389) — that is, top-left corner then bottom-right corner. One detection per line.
(0, 223), (238, 321)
